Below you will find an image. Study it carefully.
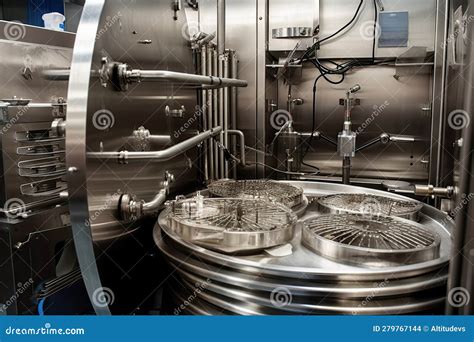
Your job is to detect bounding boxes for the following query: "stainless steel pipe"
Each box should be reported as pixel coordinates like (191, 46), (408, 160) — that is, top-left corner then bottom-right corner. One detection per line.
(201, 45), (209, 181)
(207, 46), (215, 181)
(88, 126), (222, 162)
(227, 130), (246, 166)
(126, 69), (247, 88)
(223, 52), (230, 177)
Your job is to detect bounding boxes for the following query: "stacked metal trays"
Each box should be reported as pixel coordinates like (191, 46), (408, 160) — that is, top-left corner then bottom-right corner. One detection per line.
(207, 179), (308, 216)
(165, 197), (297, 253)
(154, 181), (452, 315)
(316, 193), (423, 221)
(301, 214), (441, 267)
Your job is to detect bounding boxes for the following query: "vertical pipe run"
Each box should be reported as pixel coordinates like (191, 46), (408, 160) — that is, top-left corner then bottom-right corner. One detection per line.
(230, 51), (238, 179)
(217, 0), (226, 56)
(223, 51), (230, 177)
(219, 56), (225, 178)
(212, 48), (220, 179)
(200, 45), (209, 181)
(207, 45), (215, 181)
(343, 157), (351, 185)
(217, 0), (226, 179)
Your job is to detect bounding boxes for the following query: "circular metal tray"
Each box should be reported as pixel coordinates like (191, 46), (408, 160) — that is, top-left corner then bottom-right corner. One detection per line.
(316, 193), (423, 221)
(155, 181), (453, 315)
(302, 214), (441, 267)
(208, 179), (304, 208)
(166, 197), (297, 253)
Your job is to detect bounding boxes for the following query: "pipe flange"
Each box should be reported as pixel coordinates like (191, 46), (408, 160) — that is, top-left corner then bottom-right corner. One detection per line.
(120, 193), (143, 222)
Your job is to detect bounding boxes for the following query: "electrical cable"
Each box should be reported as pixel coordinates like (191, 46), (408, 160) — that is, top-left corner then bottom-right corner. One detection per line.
(299, 0), (365, 63)
(299, 0), (382, 173)
(246, 162), (319, 177)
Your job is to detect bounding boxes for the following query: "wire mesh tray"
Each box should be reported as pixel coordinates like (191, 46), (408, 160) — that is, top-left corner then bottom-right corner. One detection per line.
(302, 214), (441, 267)
(165, 197), (297, 254)
(316, 193), (423, 221)
(208, 179), (304, 208)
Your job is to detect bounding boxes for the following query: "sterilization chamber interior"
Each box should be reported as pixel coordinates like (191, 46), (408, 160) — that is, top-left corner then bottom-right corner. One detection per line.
(0, 0), (473, 316)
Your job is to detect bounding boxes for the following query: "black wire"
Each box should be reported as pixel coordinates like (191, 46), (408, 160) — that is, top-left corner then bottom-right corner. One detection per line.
(300, 0), (365, 62)
(317, 0), (364, 46)
(301, 71), (344, 168)
(297, 0), (384, 173)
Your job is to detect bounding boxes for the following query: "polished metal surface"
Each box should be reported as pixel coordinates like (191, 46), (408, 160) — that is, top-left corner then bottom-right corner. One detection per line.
(268, 0), (319, 51)
(317, 0), (436, 59)
(207, 179), (304, 208)
(166, 197), (297, 253)
(316, 193), (423, 220)
(302, 214), (440, 267)
(155, 181), (452, 315)
(276, 65), (433, 182)
(0, 21), (74, 315)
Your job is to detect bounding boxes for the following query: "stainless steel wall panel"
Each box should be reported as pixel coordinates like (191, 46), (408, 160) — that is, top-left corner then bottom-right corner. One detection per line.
(277, 65), (432, 181)
(318, 0), (437, 58)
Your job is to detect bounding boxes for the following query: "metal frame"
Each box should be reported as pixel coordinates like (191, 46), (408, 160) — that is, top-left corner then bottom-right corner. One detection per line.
(65, 0), (110, 316)
(429, 0), (450, 193)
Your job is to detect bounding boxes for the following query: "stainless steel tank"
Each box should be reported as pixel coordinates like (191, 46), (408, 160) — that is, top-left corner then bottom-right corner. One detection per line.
(155, 181), (452, 315)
